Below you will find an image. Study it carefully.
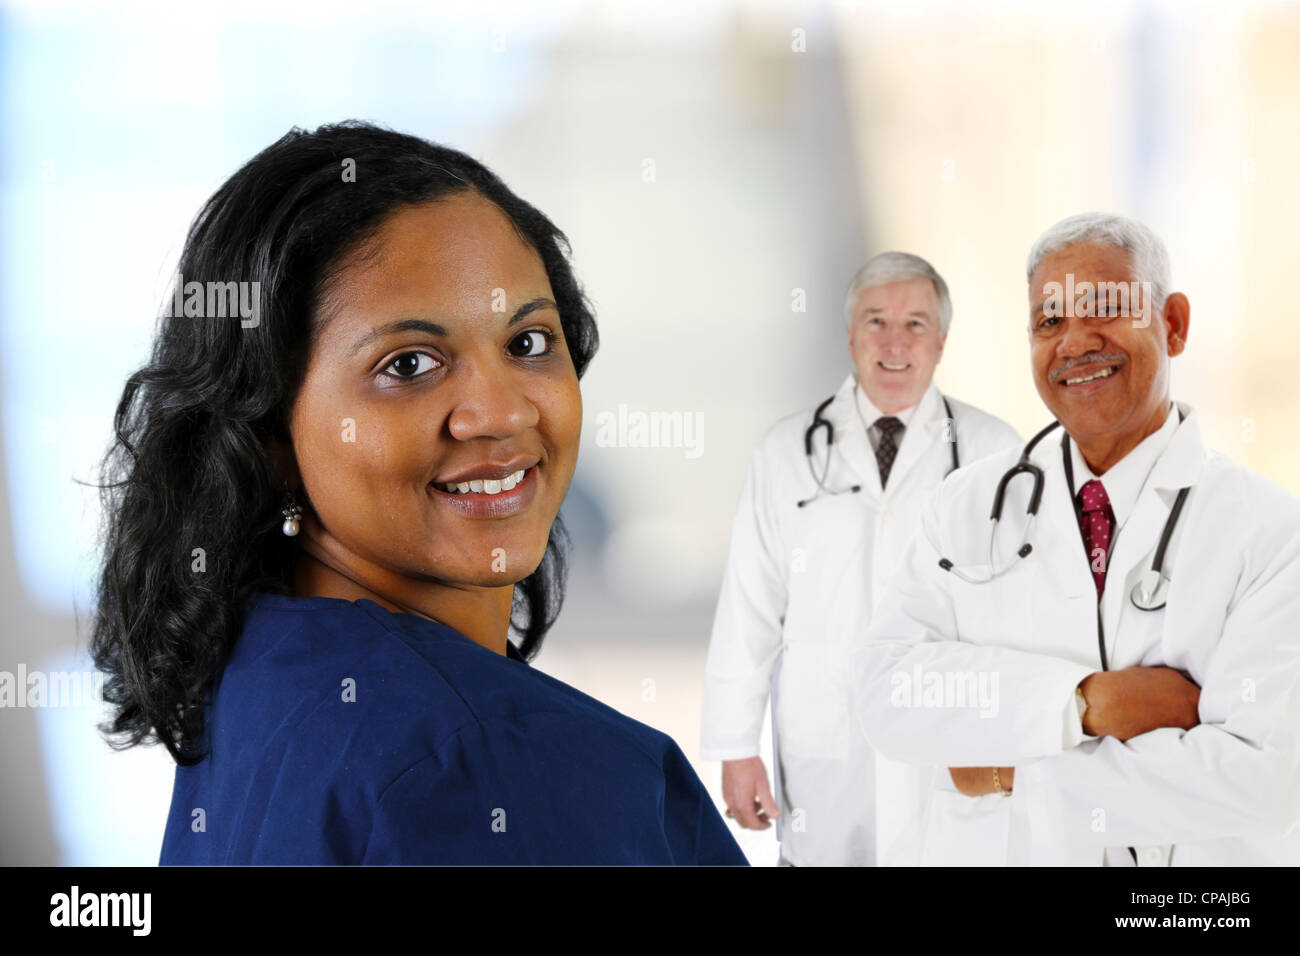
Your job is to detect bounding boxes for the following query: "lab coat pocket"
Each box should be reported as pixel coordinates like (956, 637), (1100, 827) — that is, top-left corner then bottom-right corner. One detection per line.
(920, 788), (1012, 866)
(777, 641), (850, 761)
(951, 561), (1036, 652)
(948, 564), (1000, 645)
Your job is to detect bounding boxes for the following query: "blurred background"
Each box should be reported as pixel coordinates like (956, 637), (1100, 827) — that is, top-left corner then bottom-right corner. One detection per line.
(2, 0), (1298, 866)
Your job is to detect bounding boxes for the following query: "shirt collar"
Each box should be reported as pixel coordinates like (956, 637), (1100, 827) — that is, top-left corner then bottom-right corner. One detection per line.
(1068, 402), (1181, 528)
(854, 378), (929, 430)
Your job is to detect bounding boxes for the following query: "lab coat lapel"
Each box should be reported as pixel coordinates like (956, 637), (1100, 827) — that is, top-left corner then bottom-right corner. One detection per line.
(825, 373), (882, 499)
(1030, 425), (1102, 666)
(1101, 402), (1207, 660)
(880, 383), (943, 498)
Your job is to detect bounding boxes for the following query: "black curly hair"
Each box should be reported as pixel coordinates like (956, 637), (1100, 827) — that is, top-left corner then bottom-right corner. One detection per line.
(91, 121), (599, 767)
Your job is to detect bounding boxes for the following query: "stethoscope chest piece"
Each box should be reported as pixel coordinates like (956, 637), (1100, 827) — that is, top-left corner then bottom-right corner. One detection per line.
(1130, 568), (1171, 611)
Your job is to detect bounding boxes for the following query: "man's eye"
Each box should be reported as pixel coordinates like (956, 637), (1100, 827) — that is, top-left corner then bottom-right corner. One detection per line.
(383, 352), (439, 378)
(509, 329), (553, 357)
(1036, 316), (1059, 331)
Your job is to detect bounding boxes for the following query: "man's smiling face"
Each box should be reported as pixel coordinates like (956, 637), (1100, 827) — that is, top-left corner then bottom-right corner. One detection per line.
(1028, 240), (1184, 450)
(848, 277), (947, 414)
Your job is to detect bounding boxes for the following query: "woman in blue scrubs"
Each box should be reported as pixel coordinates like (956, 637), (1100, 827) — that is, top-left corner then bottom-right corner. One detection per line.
(90, 122), (746, 866)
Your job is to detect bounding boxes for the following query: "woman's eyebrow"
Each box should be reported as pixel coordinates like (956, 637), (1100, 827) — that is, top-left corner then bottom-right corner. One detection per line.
(511, 296), (559, 323)
(352, 318), (447, 353)
(350, 297), (559, 353)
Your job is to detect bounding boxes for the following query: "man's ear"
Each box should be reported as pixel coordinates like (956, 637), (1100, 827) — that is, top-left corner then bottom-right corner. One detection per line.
(1163, 293), (1190, 357)
(267, 434), (300, 490)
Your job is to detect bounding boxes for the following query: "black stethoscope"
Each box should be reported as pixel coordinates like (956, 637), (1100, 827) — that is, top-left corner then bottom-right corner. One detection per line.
(937, 409), (1192, 627)
(797, 393), (960, 508)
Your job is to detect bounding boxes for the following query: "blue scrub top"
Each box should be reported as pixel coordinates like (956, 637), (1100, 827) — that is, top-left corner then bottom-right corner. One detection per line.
(158, 593), (748, 865)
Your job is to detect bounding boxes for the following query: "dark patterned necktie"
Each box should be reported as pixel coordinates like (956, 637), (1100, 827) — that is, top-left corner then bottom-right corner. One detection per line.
(875, 416), (905, 489)
(1078, 479), (1114, 599)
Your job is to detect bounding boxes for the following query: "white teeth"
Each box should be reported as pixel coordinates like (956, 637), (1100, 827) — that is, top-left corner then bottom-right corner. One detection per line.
(440, 469), (527, 495)
(1064, 366), (1117, 386)
(881, 362), (908, 370)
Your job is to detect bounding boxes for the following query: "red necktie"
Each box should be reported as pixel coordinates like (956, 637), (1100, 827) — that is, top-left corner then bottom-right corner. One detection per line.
(1078, 479), (1114, 600)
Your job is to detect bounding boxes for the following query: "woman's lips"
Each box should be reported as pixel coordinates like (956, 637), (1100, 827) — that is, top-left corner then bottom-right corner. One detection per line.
(427, 464), (540, 518)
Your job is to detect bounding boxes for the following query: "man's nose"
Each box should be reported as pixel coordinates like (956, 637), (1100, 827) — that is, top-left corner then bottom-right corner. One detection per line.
(1057, 315), (1103, 356)
(880, 323), (910, 352)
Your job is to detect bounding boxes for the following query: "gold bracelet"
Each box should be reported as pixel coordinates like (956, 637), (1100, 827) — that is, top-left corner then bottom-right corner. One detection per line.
(992, 767), (1011, 796)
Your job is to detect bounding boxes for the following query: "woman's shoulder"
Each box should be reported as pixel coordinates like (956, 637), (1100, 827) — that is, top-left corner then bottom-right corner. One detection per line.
(173, 592), (742, 865)
(342, 595), (688, 770)
(222, 592), (682, 773)
(226, 592), (523, 731)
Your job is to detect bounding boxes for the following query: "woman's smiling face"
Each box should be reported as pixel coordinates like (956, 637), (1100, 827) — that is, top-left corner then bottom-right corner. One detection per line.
(289, 191), (582, 589)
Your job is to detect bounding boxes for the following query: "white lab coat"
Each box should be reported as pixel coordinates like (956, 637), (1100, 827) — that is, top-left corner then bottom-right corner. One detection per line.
(701, 373), (1021, 865)
(855, 400), (1300, 865)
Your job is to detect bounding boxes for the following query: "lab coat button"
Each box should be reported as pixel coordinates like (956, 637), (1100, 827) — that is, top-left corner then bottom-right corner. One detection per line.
(1140, 847), (1164, 866)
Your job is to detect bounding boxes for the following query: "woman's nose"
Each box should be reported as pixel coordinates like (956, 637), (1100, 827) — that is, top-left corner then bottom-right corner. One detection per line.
(446, 360), (539, 441)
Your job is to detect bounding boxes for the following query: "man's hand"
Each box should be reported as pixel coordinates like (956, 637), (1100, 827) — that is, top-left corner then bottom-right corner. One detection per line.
(948, 767), (1015, 797)
(722, 756), (781, 829)
(1079, 666), (1201, 741)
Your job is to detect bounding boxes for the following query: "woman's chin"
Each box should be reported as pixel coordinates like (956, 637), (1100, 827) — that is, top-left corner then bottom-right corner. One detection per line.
(416, 545), (550, 587)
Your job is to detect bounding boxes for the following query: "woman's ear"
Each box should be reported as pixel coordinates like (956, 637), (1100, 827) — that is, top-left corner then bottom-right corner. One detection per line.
(266, 434), (301, 491)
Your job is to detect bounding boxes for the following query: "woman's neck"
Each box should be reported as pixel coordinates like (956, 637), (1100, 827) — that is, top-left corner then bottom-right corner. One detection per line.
(292, 525), (513, 656)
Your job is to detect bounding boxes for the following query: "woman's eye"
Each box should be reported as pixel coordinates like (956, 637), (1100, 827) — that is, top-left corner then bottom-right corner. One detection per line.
(383, 351), (439, 379)
(509, 329), (553, 358)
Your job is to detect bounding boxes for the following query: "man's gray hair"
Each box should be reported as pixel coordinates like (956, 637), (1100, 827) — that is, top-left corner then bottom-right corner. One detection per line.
(1026, 212), (1171, 314)
(843, 251), (953, 334)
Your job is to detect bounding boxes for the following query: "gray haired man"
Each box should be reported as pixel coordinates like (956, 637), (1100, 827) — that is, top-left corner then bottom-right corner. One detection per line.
(701, 252), (1021, 865)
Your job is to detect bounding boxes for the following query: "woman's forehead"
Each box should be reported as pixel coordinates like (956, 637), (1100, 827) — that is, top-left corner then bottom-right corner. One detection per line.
(355, 194), (541, 276)
(316, 194), (552, 333)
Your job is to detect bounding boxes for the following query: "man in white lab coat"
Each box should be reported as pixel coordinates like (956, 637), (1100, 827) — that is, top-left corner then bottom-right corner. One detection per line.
(700, 252), (1021, 866)
(856, 212), (1300, 865)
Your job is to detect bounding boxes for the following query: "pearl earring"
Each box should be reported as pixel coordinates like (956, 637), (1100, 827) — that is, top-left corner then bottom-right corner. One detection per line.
(281, 489), (303, 537)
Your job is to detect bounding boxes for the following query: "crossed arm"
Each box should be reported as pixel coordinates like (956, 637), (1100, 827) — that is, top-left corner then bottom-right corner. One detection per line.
(950, 666), (1201, 796)
(856, 483), (1300, 847)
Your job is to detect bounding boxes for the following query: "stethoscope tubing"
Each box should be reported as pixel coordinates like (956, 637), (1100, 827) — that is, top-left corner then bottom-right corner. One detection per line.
(798, 391), (959, 508)
(939, 413), (1191, 615)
